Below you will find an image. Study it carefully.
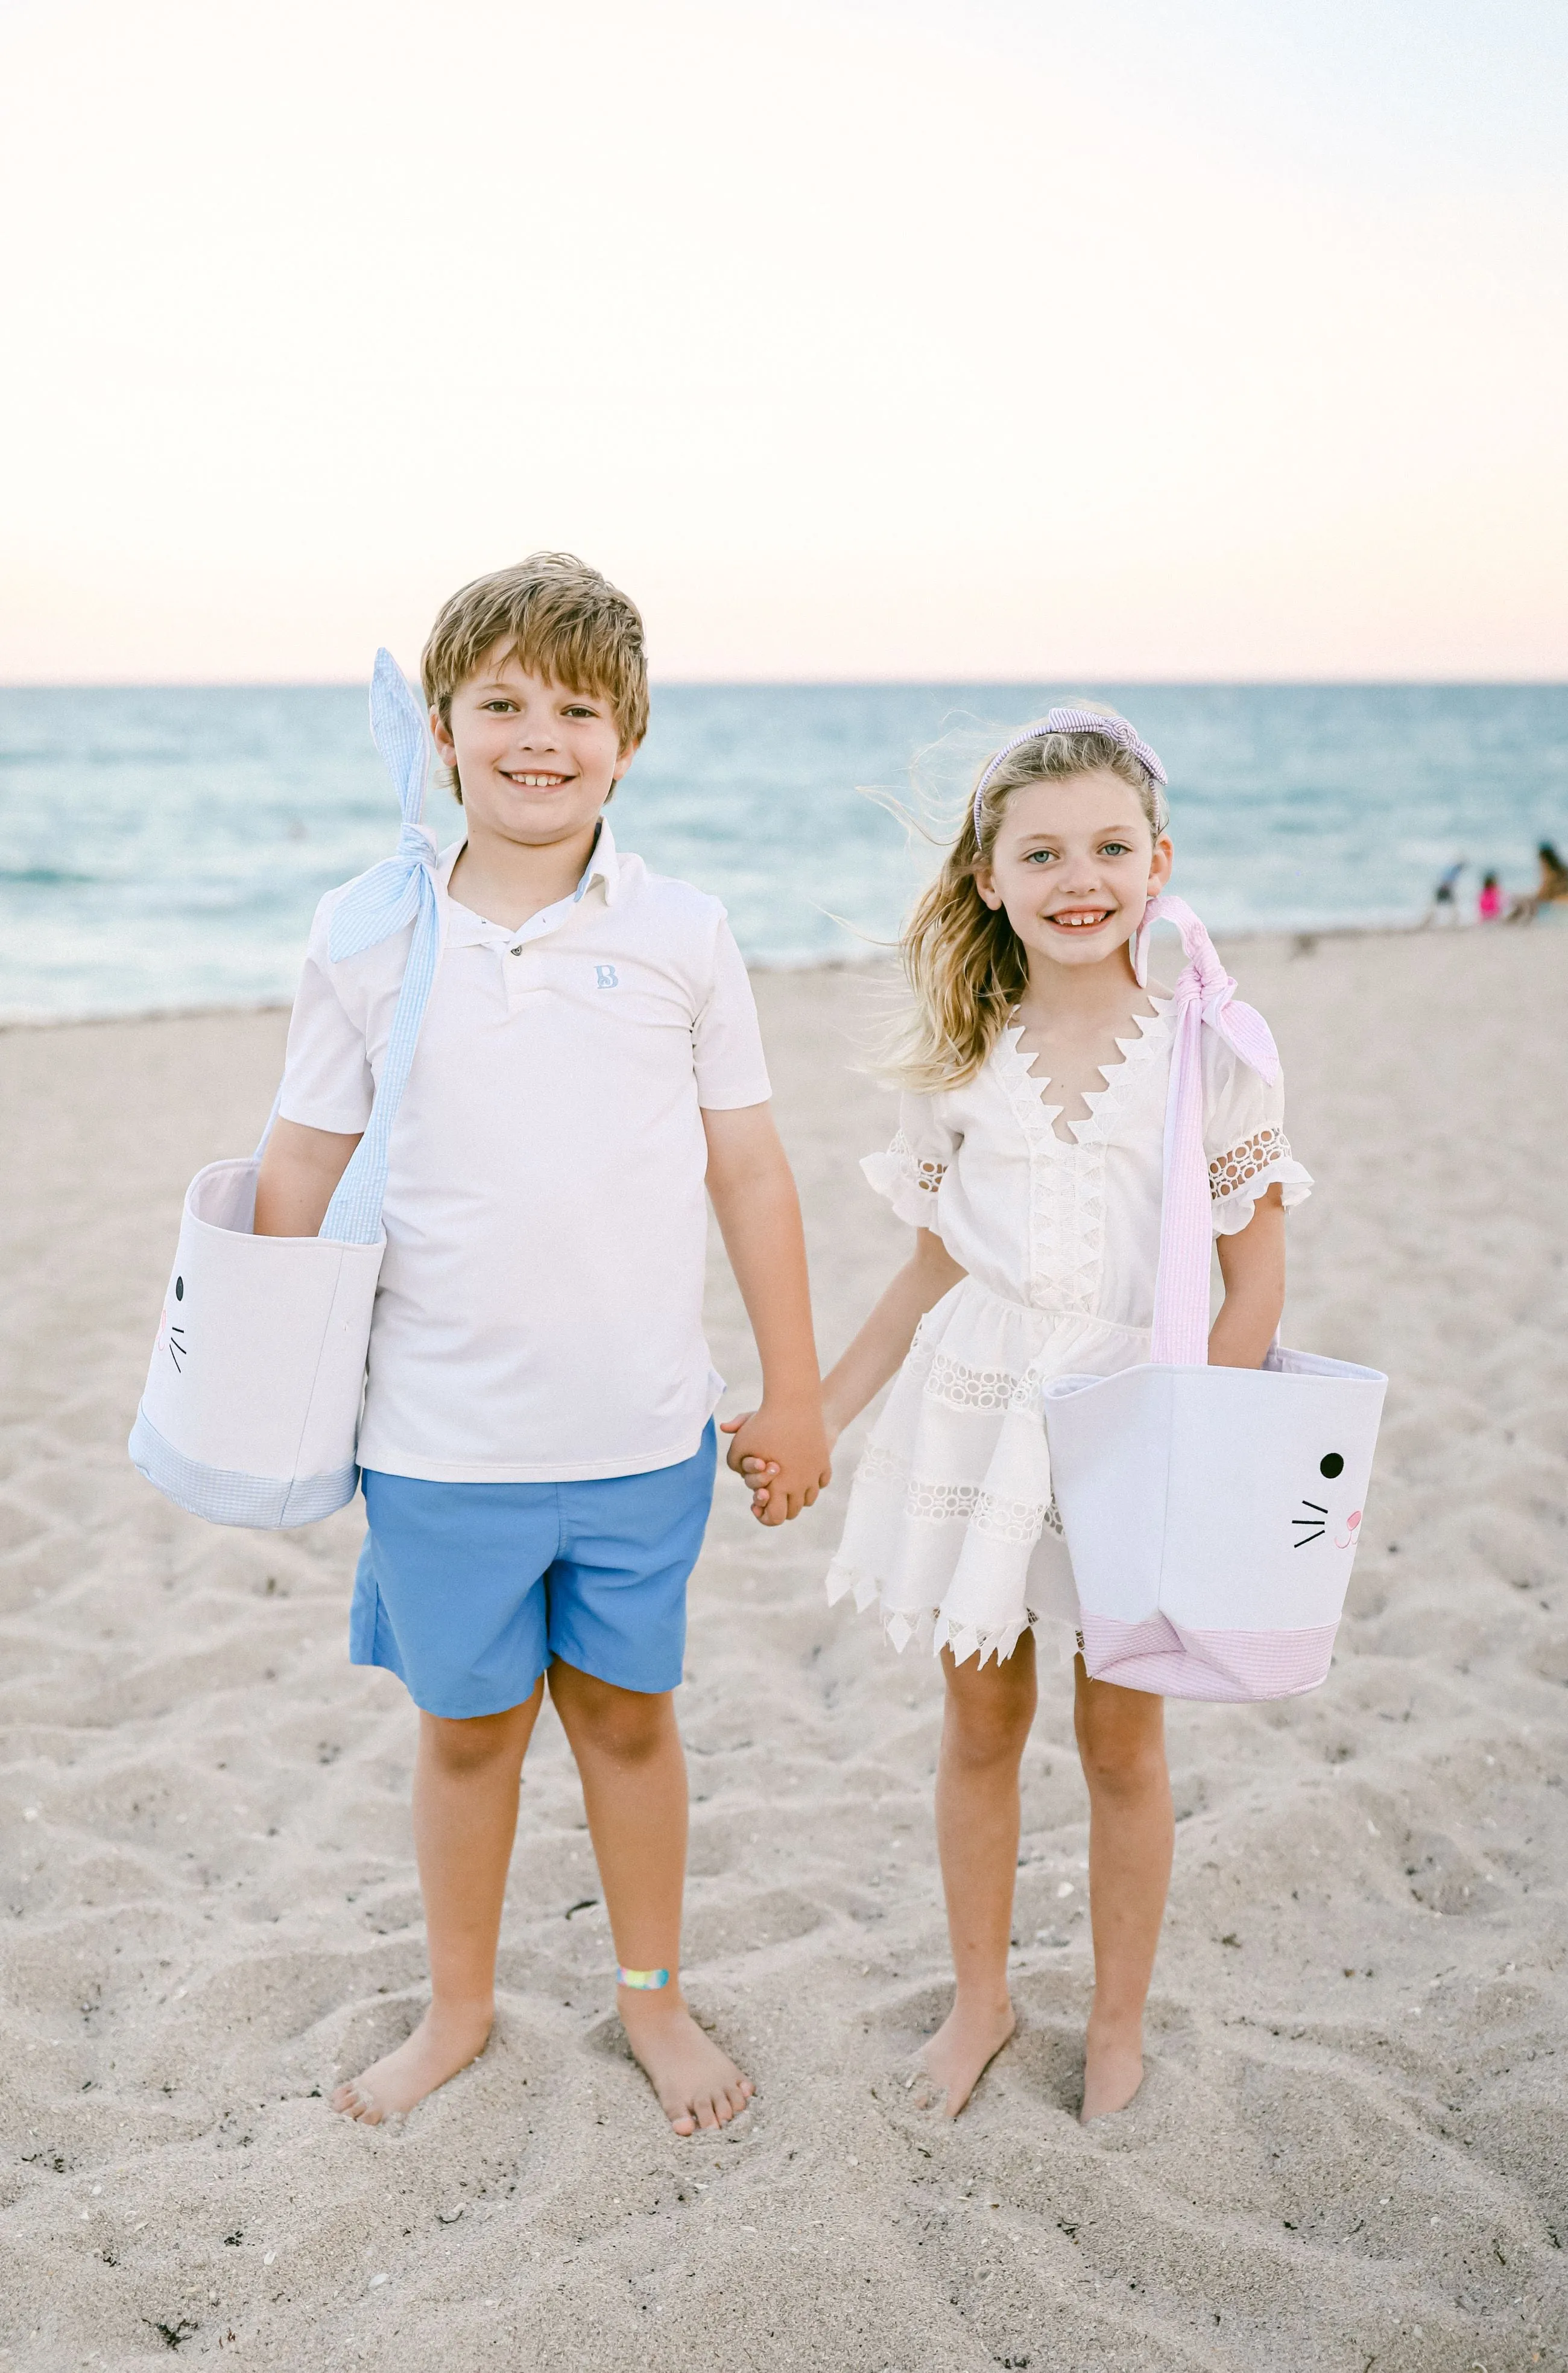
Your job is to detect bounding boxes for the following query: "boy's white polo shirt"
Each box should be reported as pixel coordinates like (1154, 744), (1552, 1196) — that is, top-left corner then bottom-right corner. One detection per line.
(278, 824), (771, 1483)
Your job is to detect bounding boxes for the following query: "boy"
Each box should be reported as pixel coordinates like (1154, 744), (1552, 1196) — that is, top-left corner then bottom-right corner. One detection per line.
(255, 553), (829, 2135)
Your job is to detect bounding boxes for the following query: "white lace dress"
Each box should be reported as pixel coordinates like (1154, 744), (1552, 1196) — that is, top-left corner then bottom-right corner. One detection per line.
(825, 1001), (1314, 1665)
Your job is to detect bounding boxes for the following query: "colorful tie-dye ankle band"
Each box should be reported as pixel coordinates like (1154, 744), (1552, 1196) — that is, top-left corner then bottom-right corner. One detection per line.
(616, 1965), (670, 1991)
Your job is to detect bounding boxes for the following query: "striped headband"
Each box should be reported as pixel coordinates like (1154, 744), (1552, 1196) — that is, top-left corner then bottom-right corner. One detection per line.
(972, 708), (1169, 839)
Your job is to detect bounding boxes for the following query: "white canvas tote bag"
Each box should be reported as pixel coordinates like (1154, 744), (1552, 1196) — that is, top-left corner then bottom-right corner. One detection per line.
(1041, 895), (1386, 1702)
(128, 651), (443, 1529)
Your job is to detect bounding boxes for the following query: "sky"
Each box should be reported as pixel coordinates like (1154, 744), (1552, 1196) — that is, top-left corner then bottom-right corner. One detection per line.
(1, 0), (1564, 683)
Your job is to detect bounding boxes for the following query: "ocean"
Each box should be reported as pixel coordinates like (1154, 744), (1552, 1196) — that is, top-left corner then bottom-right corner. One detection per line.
(2, 682), (1565, 1021)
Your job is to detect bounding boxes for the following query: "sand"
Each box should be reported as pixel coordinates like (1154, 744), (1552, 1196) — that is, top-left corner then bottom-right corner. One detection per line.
(2, 927), (1567, 2372)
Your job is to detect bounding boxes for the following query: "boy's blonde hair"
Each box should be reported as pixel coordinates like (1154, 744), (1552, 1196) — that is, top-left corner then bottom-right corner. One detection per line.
(891, 717), (1165, 1094)
(421, 553), (650, 803)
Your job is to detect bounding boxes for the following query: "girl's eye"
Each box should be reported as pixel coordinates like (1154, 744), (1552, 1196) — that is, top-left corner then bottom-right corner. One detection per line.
(1022, 849), (1057, 865)
(1100, 841), (1131, 856)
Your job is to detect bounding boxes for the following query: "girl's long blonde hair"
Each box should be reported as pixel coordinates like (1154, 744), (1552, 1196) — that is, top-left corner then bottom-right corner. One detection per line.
(888, 720), (1166, 1094)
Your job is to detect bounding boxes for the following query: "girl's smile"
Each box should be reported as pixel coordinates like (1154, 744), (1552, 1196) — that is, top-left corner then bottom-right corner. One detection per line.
(1045, 904), (1115, 931)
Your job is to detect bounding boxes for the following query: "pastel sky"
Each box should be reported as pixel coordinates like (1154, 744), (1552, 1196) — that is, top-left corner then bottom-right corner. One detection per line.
(2, 0), (1564, 682)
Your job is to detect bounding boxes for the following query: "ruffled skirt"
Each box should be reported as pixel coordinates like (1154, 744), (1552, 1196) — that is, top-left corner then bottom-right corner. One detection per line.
(825, 1279), (1151, 1665)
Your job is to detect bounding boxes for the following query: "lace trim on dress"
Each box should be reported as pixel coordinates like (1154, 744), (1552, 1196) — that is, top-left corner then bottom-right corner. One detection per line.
(990, 1005), (1170, 1317)
(1210, 1124), (1292, 1198)
(888, 1129), (947, 1199)
(840, 1440), (1050, 1548)
(921, 1349), (1043, 1415)
(823, 1559), (1037, 1668)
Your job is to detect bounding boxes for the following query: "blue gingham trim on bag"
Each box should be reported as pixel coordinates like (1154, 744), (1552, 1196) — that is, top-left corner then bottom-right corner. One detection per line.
(129, 1408), (358, 1529)
(319, 650), (443, 1248)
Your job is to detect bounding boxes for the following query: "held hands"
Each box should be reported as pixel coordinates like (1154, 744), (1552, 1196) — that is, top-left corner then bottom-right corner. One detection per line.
(719, 1394), (833, 1525)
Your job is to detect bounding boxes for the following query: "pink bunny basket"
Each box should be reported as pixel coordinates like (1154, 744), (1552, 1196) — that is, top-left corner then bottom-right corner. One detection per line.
(1041, 896), (1386, 1701)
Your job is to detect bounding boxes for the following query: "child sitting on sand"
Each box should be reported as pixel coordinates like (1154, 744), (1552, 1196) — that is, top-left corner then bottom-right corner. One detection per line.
(256, 553), (829, 2135)
(748, 709), (1310, 2118)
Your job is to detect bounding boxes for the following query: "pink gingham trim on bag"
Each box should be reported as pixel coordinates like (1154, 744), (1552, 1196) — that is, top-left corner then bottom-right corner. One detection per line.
(972, 708), (1169, 837)
(1134, 893), (1279, 1367)
(1078, 1613), (1337, 1700)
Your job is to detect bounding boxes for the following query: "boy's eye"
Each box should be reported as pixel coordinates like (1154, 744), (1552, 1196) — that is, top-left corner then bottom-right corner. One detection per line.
(563, 705), (598, 720)
(480, 699), (518, 712)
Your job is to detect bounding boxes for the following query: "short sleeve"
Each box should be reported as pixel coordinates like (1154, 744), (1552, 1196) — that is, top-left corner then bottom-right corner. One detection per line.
(693, 916), (772, 1109)
(1202, 1033), (1313, 1238)
(861, 1091), (959, 1231)
(277, 895), (376, 1135)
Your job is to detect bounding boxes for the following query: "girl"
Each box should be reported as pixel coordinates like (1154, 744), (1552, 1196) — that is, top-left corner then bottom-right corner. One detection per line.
(760, 709), (1311, 2120)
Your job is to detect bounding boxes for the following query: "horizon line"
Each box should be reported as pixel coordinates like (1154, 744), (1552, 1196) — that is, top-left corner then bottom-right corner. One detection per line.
(3, 674), (1566, 694)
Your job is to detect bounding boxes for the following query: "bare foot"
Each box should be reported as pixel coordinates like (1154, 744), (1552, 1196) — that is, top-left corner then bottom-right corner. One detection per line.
(1080, 2015), (1143, 2121)
(331, 2000), (493, 2125)
(618, 1988), (754, 2137)
(911, 1996), (1016, 2117)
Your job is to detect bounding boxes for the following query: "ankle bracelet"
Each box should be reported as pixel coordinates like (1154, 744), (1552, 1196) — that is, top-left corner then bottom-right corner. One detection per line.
(616, 1965), (670, 1991)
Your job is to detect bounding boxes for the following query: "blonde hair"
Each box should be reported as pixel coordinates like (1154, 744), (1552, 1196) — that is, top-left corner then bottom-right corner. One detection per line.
(890, 718), (1165, 1093)
(421, 552), (649, 804)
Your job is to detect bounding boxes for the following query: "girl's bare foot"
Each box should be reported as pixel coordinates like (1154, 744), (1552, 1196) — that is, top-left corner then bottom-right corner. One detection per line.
(331, 2000), (493, 2125)
(618, 1988), (754, 2136)
(911, 1995), (1016, 2117)
(1080, 2014), (1143, 2120)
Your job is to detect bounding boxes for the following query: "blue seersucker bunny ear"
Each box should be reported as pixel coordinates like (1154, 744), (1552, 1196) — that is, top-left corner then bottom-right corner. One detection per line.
(368, 647), (433, 823)
(327, 653), (441, 965)
(319, 652), (446, 1241)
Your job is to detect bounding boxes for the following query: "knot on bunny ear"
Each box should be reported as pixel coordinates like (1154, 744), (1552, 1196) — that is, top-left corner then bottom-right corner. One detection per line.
(1138, 892), (1279, 1083)
(328, 650), (441, 963)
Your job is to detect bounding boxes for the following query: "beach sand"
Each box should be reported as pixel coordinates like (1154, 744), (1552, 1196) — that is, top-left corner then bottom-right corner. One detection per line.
(2, 928), (1566, 2371)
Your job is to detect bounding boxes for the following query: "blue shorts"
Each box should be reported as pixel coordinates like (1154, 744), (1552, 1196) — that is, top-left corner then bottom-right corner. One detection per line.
(350, 1424), (718, 1719)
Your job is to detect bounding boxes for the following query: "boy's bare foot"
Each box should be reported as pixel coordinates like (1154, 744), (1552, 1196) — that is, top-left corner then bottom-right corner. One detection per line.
(911, 1997), (1015, 2117)
(331, 2000), (493, 2125)
(618, 1988), (754, 2136)
(1080, 2016), (1143, 2121)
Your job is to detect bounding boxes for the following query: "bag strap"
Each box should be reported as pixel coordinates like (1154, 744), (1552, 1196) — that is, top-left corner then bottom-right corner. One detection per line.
(313, 651), (444, 1247)
(1139, 893), (1280, 1366)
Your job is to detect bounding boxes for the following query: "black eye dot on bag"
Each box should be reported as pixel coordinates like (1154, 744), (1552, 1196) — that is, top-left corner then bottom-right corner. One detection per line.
(175, 1276), (184, 1302)
(1320, 1452), (1344, 1478)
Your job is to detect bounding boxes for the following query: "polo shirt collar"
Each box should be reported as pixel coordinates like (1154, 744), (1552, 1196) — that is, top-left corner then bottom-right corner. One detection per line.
(579, 818), (621, 906)
(438, 815), (622, 946)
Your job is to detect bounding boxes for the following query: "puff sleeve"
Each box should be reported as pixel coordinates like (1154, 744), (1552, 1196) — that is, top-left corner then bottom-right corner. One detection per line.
(1201, 1032), (1313, 1238)
(861, 1091), (959, 1232)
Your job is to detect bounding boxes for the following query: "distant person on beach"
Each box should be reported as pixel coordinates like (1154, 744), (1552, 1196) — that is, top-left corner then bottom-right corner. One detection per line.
(1477, 872), (1504, 922)
(739, 709), (1309, 2120)
(1426, 861), (1464, 925)
(254, 554), (827, 2134)
(1537, 843), (1568, 907)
